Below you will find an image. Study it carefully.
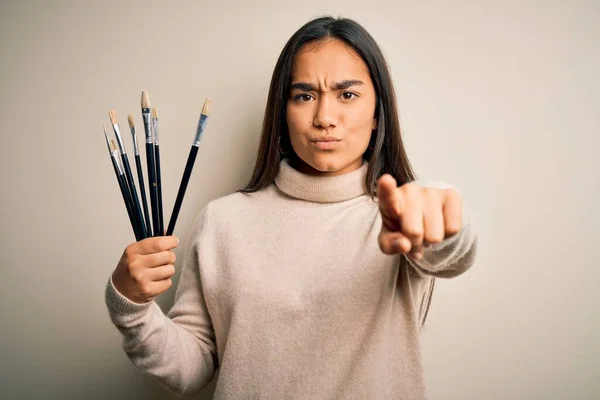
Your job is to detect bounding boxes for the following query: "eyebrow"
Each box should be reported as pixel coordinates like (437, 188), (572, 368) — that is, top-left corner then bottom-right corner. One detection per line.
(289, 80), (365, 92)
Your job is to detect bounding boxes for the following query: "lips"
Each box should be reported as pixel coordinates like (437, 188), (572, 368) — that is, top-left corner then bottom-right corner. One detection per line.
(312, 137), (341, 142)
(312, 140), (340, 150)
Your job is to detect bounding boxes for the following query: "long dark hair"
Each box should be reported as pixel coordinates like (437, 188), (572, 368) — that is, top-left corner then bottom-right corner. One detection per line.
(238, 16), (434, 330)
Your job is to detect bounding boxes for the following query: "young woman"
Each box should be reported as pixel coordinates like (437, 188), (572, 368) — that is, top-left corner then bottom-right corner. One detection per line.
(106, 16), (478, 399)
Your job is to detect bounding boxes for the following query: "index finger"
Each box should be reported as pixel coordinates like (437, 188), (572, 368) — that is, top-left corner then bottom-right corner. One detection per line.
(136, 236), (179, 255)
(377, 174), (400, 218)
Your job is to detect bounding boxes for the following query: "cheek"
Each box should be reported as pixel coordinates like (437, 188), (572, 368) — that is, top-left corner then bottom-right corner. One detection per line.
(286, 104), (300, 131)
(347, 102), (375, 125)
(286, 105), (311, 138)
(344, 105), (375, 138)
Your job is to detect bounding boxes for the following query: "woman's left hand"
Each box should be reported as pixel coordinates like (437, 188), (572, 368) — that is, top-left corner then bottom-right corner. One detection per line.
(376, 175), (463, 261)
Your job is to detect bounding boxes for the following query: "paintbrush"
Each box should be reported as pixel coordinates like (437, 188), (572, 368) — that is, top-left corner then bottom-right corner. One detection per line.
(166, 98), (212, 236)
(128, 114), (152, 238)
(151, 108), (164, 236)
(109, 109), (148, 238)
(141, 91), (160, 236)
(104, 125), (143, 241)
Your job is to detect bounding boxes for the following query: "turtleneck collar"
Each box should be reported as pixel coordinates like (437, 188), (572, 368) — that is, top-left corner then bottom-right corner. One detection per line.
(274, 158), (368, 203)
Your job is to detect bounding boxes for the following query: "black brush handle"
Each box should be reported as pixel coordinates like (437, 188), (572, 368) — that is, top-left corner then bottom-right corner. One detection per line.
(146, 142), (160, 236)
(121, 154), (148, 239)
(166, 146), (198, 236)
(117, 173), (143, 241)
(112, 159), (143, 241)
(134, 154), (152, 237)
(154, 144), (164, 236)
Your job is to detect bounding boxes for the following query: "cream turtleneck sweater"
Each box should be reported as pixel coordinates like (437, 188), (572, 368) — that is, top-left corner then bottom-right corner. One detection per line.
(105, 159), (478, 399)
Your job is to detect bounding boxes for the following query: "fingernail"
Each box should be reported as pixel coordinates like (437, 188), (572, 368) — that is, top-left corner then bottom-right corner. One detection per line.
(413, 251), (423, 260)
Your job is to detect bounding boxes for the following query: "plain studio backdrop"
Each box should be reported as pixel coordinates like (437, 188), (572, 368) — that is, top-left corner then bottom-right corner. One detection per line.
(0, 0), (598, 399)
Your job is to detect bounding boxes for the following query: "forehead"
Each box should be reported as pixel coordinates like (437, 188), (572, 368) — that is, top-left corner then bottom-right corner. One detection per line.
(290, 39), (371, 82)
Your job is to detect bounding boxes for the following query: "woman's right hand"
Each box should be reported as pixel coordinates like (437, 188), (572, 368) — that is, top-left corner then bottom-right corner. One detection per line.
(112, 236), (179, 304)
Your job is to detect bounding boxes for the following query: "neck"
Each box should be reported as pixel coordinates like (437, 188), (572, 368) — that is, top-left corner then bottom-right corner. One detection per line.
(274, 158), (368, 203)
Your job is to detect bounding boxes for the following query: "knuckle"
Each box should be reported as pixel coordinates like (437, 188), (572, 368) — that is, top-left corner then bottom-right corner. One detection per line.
(130, 270), (144, 283)
(423, 187), (440, 200)
(445, 188), (462, 206)
(166, 264), (176, 276)
(444, 187), (460, 199)
(128, 257), (141, 270)
(425, 233), (444, 244)
(402, 182), (421, 196)
(139, 283), (152, 297)
(445, 224), (461, 237)
(403, 226), (423, 238)
(123, 246), (135, 261)
(152, 239), (163, 253)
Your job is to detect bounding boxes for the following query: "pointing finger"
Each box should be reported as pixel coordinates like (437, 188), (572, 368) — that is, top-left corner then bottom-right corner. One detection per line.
(377, 174), (400, 218)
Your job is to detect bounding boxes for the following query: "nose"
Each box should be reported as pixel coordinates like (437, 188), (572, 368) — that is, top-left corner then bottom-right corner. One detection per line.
(313, 97), (337, 129)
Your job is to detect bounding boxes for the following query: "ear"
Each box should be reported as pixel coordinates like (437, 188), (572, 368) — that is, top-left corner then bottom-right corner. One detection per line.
(372, 118), (378, 130)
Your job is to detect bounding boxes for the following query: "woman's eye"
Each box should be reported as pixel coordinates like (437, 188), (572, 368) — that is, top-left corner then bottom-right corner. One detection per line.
(294, 94), (313, 102)
(341, 92), (357, 100)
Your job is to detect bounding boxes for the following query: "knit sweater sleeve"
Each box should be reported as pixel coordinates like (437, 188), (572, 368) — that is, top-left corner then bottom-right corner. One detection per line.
(407, 181), (479, 278)
(104, 205), (217, 397)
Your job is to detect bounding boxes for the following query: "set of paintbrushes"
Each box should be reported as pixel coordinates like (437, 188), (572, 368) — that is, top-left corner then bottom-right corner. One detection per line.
(103, 90), (211, 240)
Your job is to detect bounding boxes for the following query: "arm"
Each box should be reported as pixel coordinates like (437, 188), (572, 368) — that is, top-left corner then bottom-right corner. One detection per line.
(105, 206), (217, 396)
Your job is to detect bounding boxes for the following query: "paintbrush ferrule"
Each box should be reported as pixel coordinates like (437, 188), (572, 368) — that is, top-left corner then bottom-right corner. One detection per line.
(130, 126), (140, 156)
(151, 117), (159, 145)
(142, 110), (152, 144)
(104, 127), (123, 173)
(112, 124), (126, 154)
(111, 149), (124, 175)
(193, 114), (209, 147)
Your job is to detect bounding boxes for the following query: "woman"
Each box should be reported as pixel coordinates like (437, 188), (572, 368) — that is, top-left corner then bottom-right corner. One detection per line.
(106, 16), (478, 399)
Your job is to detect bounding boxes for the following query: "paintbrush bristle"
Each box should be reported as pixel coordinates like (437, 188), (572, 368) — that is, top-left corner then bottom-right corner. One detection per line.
(151, 108), (158, 118)
(109, 138), (117, 152)
(201, 98), (212, 116)
(103, 123), (110, 146)
(141, 90), (151, 108)
(128, 114), (135, 128)
(109, 109), (118, 125)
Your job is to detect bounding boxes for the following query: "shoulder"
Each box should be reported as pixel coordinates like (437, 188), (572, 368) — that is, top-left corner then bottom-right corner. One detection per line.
(188, 184), (279, 230)
(208, 185), (277, 214)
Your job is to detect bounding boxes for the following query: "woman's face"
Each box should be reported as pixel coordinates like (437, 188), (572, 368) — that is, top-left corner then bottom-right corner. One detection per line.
(286, 39), (377, 177)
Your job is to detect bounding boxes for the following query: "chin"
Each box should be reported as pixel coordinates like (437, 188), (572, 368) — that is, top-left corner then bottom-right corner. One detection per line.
(310, 158), (339, 172)
(296, 152), (360, 176)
